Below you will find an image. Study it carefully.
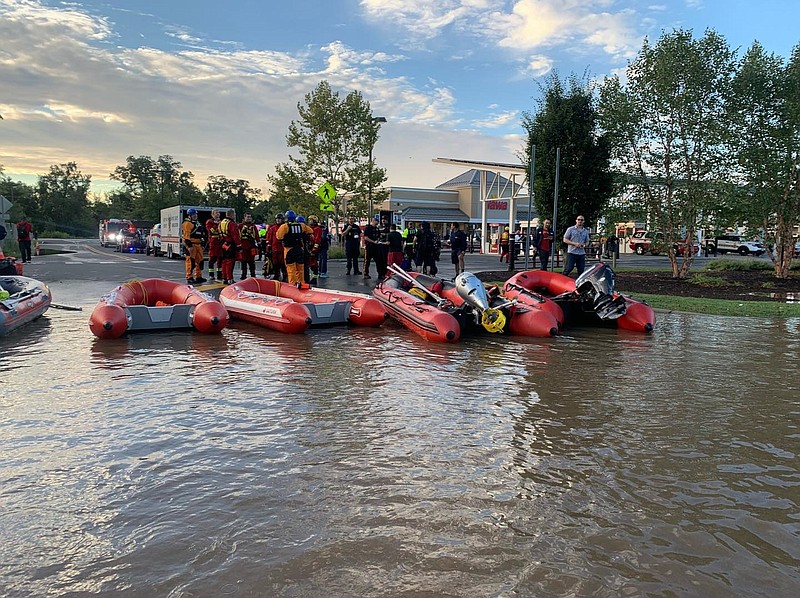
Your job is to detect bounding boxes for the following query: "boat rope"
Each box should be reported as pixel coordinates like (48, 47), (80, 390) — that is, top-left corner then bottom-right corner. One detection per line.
(123, 279), (149, 306)
(504, 282), (546, 303)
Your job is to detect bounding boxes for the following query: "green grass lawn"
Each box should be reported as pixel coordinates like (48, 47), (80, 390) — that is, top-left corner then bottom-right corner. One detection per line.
(626, 293), (800, 318)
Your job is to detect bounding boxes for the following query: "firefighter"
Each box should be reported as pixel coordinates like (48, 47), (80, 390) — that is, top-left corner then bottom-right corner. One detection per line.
(219, 209), (240, 284)
(275, 210), (314, 286)
(265, 213), (287, 281)
(306, 214), (323, 283)
(238, 213), (258, 280)
(205, 209), (222, 281)
(182, 208), (206, 284)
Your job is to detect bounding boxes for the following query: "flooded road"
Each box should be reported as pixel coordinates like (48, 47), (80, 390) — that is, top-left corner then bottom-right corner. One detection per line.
(1, 299), (798, 596)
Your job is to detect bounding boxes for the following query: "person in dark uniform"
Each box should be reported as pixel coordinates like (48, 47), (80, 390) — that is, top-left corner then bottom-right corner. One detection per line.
(342, 216), (362, 275)
(362, 216), (380, 279)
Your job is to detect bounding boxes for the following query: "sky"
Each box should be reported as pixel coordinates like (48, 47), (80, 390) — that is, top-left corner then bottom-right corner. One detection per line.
(1, 0), (798, 198)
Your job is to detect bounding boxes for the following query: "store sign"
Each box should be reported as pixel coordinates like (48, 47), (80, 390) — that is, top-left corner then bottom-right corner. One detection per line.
(486, 200), (508, 210)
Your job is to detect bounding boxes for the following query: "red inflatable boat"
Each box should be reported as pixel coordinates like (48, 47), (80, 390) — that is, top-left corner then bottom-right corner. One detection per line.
(219, 278), (387, 334)
(89, 278), (229, 339)
(407, 272), (561, 337)
(372, 274), (461, 343)
(503, 264), (656, 333)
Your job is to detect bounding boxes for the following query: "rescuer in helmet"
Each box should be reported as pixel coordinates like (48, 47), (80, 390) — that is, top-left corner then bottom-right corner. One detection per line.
(182, 208), (206, 284)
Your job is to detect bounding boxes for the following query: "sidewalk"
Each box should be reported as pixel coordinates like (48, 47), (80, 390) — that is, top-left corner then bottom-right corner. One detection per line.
(312, 250), (544, 293)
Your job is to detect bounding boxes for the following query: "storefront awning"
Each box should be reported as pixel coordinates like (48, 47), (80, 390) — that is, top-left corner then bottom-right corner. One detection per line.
(401, 207), (469, 223)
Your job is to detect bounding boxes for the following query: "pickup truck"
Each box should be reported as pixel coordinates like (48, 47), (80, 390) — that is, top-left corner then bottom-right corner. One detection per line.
(629, 230), (698, 256)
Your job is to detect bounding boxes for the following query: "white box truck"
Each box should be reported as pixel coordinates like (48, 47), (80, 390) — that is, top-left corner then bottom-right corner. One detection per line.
(160, 205), (231, 259)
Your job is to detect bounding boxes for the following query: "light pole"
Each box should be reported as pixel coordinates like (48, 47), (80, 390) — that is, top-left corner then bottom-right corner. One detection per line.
(368, 116), (387, 218)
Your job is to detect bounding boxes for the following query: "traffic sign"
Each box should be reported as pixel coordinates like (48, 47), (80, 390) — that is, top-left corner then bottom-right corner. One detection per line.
(319, 203), (335, 212)
(316, 182), (337, 203)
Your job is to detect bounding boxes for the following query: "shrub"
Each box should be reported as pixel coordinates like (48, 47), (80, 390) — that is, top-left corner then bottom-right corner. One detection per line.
(706, 258), (772, 272)
(690, 273), (732, 287)
(39, 230), (72, 239)
(1, 240), (20, 258)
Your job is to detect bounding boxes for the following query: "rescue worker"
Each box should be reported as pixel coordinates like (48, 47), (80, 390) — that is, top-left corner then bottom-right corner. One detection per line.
(238, 213), (259, 280)
(219, 209), (240, 285)
(265, 213), (287, 281)
(257, 225), (267, 261)
(205, 209), (222, 281)
(182, 208), (206, 284)
(275, 210), (314, 286)
(402, 221), (417, 271)
(307, 215), (323, 283)
(499, 226), (510, 263)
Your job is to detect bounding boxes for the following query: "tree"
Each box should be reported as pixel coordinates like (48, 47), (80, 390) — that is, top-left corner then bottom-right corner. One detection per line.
(110, 155), (199, 220)
(727, 42), (800, 278)
(521, 72), (614, 238)
(36, 162), (94, 235)
(0, 171), (37, 224)
(205, 176), (261, 217)
(598, 29), (736, 278)
(268, 80), (387, 227)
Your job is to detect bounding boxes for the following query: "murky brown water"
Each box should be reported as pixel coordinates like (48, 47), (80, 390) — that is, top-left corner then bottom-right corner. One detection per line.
(1, 305), (798, 597)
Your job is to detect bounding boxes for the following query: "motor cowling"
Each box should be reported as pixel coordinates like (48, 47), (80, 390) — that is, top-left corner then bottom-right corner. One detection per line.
(454, 272), (492, 312)
(575, 263), (627, 320)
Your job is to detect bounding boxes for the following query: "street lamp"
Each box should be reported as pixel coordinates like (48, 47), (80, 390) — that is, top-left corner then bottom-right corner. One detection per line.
(368, 116), (387, 218)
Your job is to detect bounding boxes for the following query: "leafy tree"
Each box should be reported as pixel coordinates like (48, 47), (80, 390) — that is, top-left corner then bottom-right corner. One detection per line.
(36, 162), (94, 235)
(269, 80), (387, 227)
(110, 155), (199, 220)
(0, 171), (37, 224)
(521, 72), (614, 238)
(727, 42), (800, 278)
(205, 176), (261, 218)
(598, 29), (736, 278)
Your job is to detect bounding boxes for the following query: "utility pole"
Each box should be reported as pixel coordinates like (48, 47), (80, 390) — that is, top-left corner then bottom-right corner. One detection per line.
(368, 116), (387, 218)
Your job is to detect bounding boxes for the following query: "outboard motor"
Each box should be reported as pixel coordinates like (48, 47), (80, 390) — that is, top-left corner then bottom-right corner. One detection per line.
(575, 263), (627, 320)
(454, 272), (507, 333)
(454, 272), (492, 311)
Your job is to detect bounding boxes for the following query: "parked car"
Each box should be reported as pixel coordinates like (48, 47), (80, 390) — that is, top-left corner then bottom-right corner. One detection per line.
(629, 230), (698, 256)
(706, 234), (765, 256)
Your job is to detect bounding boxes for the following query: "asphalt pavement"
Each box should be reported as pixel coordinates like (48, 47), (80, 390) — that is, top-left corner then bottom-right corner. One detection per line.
(21, 238), (722, 306)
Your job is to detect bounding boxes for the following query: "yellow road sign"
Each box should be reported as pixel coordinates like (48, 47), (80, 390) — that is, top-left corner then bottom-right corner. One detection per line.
(316, 182), (337, 203)
(319, 203), (335, 212)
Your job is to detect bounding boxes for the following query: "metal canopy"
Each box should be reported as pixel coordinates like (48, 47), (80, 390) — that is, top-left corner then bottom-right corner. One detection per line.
(433, 157), (530, 253)
(432, 157), (527, 175)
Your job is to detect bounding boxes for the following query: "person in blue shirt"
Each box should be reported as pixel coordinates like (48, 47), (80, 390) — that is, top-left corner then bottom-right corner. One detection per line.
(562, 215), (590, 276)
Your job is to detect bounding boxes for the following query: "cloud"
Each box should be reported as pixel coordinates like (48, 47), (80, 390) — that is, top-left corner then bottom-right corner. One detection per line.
(0, 0), (482, 190)
(361, 0), (643, 61)
(472, 110), (519, 129)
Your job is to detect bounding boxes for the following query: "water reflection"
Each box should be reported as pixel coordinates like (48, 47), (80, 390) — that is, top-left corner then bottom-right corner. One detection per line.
(0, 312), (797, 596)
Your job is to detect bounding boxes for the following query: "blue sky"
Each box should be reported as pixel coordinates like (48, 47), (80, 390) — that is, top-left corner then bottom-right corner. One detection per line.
(1, 0), (797, 198)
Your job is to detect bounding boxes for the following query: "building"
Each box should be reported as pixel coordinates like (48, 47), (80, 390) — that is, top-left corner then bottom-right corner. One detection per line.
(377, 161), (539, 253)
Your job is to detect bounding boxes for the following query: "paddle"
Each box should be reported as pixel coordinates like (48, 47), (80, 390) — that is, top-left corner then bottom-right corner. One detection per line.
(387, 263), (447, 307)
(50, 303), (83, 311)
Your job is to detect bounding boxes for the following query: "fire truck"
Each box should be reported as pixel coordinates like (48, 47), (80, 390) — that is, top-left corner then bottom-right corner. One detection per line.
(99, 218), (134, 247)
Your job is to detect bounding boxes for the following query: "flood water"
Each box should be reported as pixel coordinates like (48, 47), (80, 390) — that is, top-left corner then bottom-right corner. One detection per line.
(1, 295), (799, 597)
